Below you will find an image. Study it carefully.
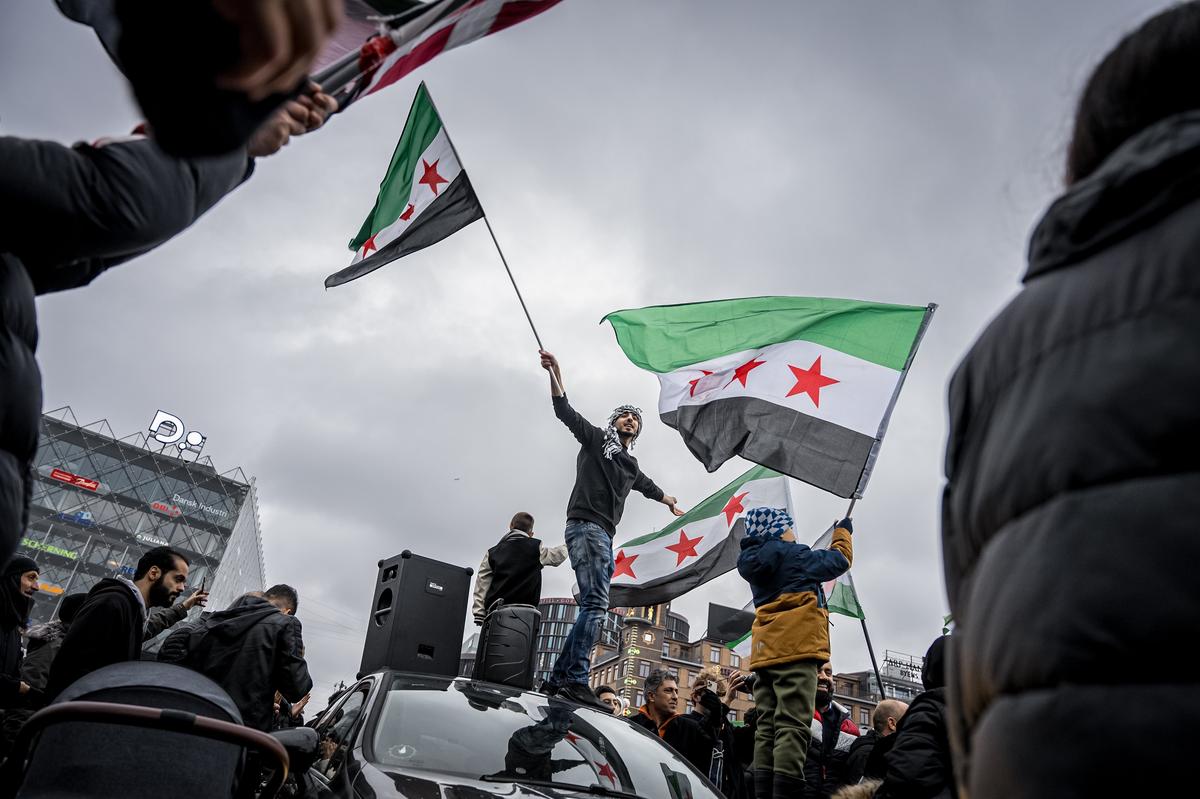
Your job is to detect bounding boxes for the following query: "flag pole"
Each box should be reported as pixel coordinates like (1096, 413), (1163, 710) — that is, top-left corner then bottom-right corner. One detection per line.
(843, 495), (885, 699)
(861, 617), (888, 701)
(421, 83), (562, 393)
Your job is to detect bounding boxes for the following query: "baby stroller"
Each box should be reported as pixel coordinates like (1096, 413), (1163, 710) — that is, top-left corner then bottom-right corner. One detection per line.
(0, 661), (307, 798)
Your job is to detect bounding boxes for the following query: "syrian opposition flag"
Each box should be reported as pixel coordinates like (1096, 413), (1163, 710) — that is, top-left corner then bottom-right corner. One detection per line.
(326, 83), (483, 287)
(313, 0), (566, 111)
(604, 297), (935, 498)
(726, 522), (866, 657)
(604, 466), (789, 609)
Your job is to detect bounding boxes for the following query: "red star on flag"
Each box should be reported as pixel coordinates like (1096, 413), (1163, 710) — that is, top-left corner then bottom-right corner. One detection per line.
(419, 158), (448, 195)
(786, 356), (839, 407)
(688, 370), (714, 397)
(665, 529), (704, 566)
(596, 763), (617, 785)
(722, 492), (749, 526)
(399, 203), (415, 221)
(728, 357), (766, 388)
(361, 234), (378, 257)
(612, 550), (638, 580)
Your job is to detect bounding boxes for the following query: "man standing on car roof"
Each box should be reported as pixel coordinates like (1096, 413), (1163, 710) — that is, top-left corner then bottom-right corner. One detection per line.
(538, 350), (684, 711)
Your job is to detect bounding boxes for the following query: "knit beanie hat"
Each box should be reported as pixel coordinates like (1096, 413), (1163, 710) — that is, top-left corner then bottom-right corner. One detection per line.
(743, 507), (793, 541)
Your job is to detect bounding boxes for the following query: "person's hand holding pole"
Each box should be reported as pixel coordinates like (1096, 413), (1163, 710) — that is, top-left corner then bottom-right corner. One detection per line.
(539, 349), (565, 396)
(247, 82), (339, 157)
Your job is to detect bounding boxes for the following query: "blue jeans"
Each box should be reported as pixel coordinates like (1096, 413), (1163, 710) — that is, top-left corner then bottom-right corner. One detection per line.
(548, 519), (614, 687)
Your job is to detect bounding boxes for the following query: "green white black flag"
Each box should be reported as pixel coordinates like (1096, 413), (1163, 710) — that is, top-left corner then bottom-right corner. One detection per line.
(325, 82), (483, 288)
(604, 296), (935, 498)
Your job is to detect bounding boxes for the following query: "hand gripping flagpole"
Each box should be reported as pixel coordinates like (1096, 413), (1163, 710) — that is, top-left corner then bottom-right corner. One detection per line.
(421, 83), (563, 394)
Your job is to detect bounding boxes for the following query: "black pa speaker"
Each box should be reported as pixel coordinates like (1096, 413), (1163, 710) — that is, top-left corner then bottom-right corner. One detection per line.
(358, 551), (473, 678)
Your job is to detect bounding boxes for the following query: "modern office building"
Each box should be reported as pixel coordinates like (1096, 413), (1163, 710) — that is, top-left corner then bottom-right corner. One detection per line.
(16, 407), (266, 626)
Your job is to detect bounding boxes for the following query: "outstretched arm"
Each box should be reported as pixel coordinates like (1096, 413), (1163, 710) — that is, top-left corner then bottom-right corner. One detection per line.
(633, 470), (685, 517)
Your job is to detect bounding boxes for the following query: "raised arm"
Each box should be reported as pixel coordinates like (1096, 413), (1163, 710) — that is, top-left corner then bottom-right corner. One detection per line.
(539, 349), (565, 397)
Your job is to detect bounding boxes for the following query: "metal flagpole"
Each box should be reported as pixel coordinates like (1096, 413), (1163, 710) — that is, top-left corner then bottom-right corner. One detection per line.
(421, 83), (562, 393)
(861, 617), (888, 700)
(842, 494), (886, 698)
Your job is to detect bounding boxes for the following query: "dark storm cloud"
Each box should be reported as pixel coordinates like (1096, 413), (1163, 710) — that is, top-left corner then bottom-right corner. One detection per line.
(2, 0), (1167, 701)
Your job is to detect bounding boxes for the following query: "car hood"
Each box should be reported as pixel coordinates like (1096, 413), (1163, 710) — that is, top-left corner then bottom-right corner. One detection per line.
(364, 763), (633, 799)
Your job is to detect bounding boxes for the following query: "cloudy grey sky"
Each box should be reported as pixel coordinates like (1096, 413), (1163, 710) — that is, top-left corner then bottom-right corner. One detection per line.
(2, 0), (1165, 704)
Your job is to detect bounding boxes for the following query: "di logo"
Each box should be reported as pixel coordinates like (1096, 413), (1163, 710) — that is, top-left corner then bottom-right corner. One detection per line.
(148, 410), (207, 455)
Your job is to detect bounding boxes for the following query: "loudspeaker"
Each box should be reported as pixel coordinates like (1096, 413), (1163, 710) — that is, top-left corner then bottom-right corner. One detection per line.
(358, 550), (473, 678)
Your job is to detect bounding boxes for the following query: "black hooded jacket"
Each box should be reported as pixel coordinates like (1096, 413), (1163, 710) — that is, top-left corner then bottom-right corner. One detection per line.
(160, 595), (311, 731)
(45, 578), (145, 701)
(942, 110), (1200, 798)
(875, 637), (955, 799)
(0, 556), (37, 707)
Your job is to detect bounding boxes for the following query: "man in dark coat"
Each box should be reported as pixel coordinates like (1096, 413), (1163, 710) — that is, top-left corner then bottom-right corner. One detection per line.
(845, 699), (907, 784)
(874, 637), (954, 799)
(160, 584), (312, 732)
(44, 547), (188, 700)
(471, 512), (566, 624)
(0, 557), (39, 709)
(803, 660), (861, 799)
(940, 5), (1200, 796)
(0, 592), (85, 755)
(0, 1), (339, 568)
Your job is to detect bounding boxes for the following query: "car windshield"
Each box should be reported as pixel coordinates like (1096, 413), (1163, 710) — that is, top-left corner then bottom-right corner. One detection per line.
(368, 675), (718, 799)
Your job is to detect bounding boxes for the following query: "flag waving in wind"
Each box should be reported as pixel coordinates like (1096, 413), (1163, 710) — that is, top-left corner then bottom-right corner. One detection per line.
(604, 297), (935, 498)
(325, 82), (483, 287)
(605, 465), (790, 608)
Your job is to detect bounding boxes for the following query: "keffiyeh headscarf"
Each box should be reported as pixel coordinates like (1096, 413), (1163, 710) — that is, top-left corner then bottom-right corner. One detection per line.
(603, 405), (643, 460)
(743, 507), (794, 541)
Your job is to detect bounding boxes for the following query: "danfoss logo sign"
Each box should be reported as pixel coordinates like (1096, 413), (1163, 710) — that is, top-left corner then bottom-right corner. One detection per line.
(148, 410), (207, 455)
(49, 468), (100, 492)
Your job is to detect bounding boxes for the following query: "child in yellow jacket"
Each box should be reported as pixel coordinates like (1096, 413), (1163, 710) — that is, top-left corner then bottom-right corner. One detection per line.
(737, 507), (853, 799)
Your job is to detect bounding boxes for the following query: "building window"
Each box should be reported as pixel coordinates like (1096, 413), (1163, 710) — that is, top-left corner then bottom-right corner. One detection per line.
(860, 708), (870, 726)
(667, 666), (678, 680)
(638, 660), (651, 678)
(635, 692), (644, 708)
(730, 654), (740, 668)
(662, 641), (670, 657)
(709, 647), (721, 664)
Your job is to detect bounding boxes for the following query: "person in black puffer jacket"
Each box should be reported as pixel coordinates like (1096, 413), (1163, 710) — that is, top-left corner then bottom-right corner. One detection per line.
(874, 637), (954, 799)
(941, 5), (1200, 797)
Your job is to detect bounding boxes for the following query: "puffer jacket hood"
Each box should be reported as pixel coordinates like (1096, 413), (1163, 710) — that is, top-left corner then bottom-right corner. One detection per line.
(1027, 110), (1200, 279)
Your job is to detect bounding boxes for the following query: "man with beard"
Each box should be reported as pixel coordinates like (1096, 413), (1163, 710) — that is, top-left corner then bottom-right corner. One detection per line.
(45, 547), (188, 700)
(538, 350), (684, 710)
(0, 556), (39, 709)
(804, 661), (861, 798)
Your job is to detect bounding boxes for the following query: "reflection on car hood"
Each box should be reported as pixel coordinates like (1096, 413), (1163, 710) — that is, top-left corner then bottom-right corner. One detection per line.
(375, 765), (633, 799)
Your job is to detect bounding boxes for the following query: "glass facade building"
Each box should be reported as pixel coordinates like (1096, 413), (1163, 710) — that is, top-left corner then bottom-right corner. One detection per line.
(16, 407), (265, 626)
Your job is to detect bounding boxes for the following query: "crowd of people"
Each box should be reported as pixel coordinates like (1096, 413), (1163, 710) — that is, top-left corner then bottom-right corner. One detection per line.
(2, 0), (1197, 796)
(0, 547), (314, 762)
